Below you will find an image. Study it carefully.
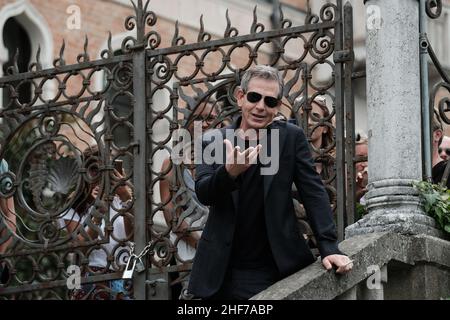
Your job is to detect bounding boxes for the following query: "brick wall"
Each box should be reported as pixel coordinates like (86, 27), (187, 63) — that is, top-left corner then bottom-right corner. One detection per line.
(281, 0), (307, 11)
(0, 0), (255, 86)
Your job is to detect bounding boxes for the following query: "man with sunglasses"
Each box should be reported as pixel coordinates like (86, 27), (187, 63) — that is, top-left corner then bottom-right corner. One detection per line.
(188, 65), (351, 300)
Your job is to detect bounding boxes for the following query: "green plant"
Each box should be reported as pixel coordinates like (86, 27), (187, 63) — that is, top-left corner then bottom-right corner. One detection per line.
(356, 202), (368, 219)
(413, 181), (450, 235)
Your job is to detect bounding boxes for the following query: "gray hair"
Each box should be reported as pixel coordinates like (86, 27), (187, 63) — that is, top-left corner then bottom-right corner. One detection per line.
(240, 65), (284, 99)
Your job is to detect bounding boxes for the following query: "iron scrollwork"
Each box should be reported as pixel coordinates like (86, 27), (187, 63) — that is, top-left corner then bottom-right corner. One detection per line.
(426, 0), (442, 19)
(424, 1), (450, 184)
(0, 0), (351, 299)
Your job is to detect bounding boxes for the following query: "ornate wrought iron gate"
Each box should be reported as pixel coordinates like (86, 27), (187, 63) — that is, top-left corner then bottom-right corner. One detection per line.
(0, 0), (355, 299)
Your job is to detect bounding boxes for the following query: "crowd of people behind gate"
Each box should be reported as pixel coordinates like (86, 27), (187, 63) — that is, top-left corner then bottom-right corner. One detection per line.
(59, 146), (134, 300)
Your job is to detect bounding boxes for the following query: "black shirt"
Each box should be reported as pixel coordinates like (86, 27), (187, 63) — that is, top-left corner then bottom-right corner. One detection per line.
(229, 137), (277, 270)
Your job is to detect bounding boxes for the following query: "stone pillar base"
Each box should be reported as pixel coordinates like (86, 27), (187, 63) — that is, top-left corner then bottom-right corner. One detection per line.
(346, 179), (443, 239)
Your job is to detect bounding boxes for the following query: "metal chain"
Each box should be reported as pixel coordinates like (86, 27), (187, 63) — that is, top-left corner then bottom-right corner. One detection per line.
(128, 241), (136, 256)
(127, 240), (154, 260)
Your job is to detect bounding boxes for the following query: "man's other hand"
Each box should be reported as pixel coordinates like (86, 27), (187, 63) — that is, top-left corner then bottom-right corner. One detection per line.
(322, 254), (353, 274)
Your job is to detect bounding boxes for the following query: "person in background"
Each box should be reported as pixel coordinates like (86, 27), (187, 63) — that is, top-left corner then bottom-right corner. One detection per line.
(303, 96), (335, 179)
(0, 159), (15, 254)
(355, 132), (369, 205)
(61, 146), (134, 300)
(353, 132), (369, 219)
(0, 158), (16, 284)
(292, 96), (336, 251)
(431, 111), (444, 169)
(438, 135), (450, 161)
(431, 111), (450, 187)
(159, 98), (219, 299)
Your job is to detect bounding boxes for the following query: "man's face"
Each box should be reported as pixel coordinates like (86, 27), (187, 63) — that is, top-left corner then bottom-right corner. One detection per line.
(439, 137), (450, 161)
(301, 102), (328, 145)
(355, 143), (368, 189)
(355, 143), (368, 173)
(236, 77), (280, 131)
(189, 102), (218, 132)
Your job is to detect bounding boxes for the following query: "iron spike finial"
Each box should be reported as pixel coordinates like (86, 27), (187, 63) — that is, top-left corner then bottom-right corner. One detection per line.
(278, 3), (284, 22)
(197, 15), (205, 43)
(77, 35), (90, 63)
(305, 0), (318, 25)
(53, 40), (66, 67)
(36, 45), (42, 70)
(171, 20), (185, 46)
(278, 3), (291, 29)
(107, 32), (113, 55)
(250, 6), (258, 33)
(226, 9), (231, 27)
(7, 48), (20, 74)
(143, 0), (150, 13)
(130, 0), (140, 17)
(84, 35), (90, 60)
(131, 0), (138, 12)
(60, 40), (66, 65)
(13, 48), (19, 71)
(197, 15), (211, 43)
(225, 9), (231, 37)
(250, 5), (264, 34)
(101, 32), (114, 59)
(224, 9), (239, 38)
(29, 45), (42, 72)
(172, 20), (179, 46)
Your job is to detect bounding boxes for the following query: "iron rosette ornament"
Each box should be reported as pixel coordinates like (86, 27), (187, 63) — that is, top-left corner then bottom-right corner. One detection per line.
(0, 112), (106, 249)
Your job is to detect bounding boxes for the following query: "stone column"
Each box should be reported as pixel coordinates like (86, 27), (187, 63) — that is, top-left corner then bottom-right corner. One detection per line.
(346, 0), (442, 238)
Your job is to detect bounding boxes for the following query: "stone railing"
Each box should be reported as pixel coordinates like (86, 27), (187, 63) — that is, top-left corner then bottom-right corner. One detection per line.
(252, 232), (450, 300)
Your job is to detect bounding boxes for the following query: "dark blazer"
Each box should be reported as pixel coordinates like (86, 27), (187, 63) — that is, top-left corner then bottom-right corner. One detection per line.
(188, 118), (342, 298)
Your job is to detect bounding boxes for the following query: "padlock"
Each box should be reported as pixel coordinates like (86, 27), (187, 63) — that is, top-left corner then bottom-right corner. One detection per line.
(122, 255), (137, 279)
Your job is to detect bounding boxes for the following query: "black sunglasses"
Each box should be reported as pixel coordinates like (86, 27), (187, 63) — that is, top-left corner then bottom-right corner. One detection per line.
(246, 91), (280, 109)
(439, 147), (450, 156)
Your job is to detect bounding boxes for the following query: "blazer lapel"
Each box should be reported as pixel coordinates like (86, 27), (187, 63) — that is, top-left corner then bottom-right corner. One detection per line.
(263, 121), (287, 199)
(221, 119), (240, 212)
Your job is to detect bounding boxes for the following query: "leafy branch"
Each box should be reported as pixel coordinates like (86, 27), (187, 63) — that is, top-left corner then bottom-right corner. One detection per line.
(413, 181), (450, 235)
(356, 202), (367, 219)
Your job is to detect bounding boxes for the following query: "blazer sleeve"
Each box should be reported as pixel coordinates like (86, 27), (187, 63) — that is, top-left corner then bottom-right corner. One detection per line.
(194, 134), (238, 206)
(293, 128), (344, 258)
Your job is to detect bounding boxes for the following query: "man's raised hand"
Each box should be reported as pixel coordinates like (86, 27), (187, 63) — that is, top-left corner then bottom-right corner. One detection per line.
(224, 139), (261, 178)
